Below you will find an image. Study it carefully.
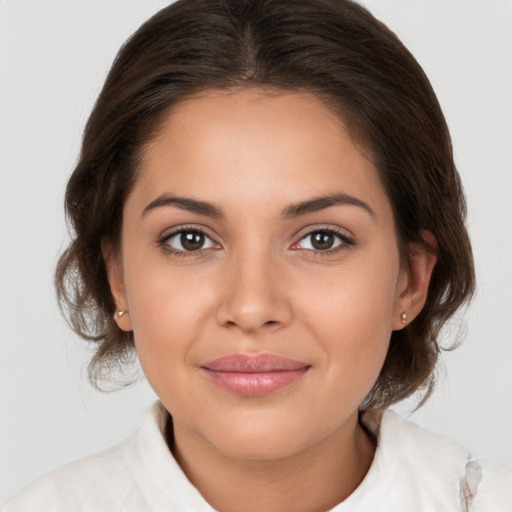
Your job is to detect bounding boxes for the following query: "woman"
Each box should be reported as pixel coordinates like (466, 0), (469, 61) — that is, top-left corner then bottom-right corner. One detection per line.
(2, 0), (511, 510)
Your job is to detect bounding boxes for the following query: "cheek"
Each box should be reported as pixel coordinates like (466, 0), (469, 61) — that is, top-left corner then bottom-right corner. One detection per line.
(295, 257), (400, 386)
(123, 256), (215, 368)
(298, 256), (399, 335)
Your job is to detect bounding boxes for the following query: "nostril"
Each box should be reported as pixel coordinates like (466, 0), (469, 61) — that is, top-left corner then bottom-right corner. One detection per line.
(221, 318), (281, 332)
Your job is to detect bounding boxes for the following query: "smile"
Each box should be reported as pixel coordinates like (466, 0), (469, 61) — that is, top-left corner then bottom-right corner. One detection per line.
(201, 354), (311, 396)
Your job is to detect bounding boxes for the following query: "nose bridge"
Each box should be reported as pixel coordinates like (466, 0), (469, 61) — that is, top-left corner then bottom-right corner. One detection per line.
(216, 241), (291, 332)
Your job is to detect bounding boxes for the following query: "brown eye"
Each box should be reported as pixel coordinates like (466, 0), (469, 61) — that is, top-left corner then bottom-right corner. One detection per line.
(311, 231), (336, 250)
(164, 229), (216, 252)
(294, 229), (352, 253)
(180, 231), (205, 251)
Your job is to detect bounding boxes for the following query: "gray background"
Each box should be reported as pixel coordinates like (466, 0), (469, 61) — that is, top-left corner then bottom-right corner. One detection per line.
(1, 0), (511, 503)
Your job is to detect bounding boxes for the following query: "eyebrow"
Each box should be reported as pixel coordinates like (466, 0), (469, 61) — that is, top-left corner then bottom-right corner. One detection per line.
(282, 193), (375, 219)
(142, 194), (224, 218)
(142, 192), (375, 219)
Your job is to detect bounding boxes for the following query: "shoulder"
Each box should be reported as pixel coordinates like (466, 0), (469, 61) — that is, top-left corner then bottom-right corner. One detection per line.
(1, 402), (212, 512)
(339, 410), (512, 511)
(471, 460), (512, 512)
(1, 434), (146, 512)
(381, 411), (512, 510)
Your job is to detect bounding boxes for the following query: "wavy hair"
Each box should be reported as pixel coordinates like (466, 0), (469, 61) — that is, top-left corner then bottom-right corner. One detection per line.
(56, 0), (475, 408)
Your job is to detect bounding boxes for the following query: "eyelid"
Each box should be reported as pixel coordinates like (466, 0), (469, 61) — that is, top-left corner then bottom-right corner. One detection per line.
(290, 225), (355, 252)
(155, 223), (354, 256)
(157, 224), (221, 253)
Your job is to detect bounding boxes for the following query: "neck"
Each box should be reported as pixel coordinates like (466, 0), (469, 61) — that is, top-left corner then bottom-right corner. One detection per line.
(170, 414), (376, 512)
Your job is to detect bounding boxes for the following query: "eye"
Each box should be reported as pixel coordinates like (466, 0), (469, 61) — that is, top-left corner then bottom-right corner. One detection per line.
(161, 229), (217, 253)
(293, 229), (353, 252)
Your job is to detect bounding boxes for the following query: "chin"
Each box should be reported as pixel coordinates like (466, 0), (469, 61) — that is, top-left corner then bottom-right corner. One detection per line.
(195, 412), (325, 461)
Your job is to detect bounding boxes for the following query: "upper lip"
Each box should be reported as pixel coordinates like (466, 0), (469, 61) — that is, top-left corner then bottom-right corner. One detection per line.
(201, 354), (310, 373)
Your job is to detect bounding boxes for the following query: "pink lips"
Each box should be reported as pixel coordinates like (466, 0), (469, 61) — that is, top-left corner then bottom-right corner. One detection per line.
(201, 354), (310, 396)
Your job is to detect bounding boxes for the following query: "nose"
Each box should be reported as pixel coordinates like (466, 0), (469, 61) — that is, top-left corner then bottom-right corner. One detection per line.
(216, 248), (293, 334)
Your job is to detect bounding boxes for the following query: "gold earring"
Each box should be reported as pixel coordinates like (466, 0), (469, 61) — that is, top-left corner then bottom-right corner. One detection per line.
(400, 312), (408, 324)
(116, 310), (128, 318)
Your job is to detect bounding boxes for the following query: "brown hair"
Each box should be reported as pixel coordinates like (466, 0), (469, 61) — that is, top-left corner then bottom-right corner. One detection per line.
(56, 0), (475, 409)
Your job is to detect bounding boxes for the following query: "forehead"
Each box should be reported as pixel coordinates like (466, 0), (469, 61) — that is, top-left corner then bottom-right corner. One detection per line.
(131, 88), (391, 223)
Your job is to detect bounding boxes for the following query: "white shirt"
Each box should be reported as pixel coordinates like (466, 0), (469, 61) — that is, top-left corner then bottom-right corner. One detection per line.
(3, 402), (512, 511)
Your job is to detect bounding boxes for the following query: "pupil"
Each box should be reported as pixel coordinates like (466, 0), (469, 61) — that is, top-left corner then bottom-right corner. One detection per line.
(312, 231), (334, 250)
(181, 231), (204, 251)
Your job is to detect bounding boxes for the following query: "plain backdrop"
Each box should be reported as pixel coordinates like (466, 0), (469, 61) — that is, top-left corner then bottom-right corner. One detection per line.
(1, 0), (511, 503)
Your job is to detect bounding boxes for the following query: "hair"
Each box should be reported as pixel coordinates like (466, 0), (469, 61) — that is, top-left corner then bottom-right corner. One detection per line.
(56, 0), (475, 409)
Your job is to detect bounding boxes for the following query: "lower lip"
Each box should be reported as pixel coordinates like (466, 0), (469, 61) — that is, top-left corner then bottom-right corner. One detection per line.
(202, 368), (309, 396)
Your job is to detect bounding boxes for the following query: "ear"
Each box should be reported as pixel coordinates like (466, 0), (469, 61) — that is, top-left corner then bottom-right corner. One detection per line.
(392, 231), (437, 330)
(102, 241), (133, 332)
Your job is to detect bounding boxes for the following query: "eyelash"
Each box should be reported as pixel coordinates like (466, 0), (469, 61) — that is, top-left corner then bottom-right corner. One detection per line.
(293, 227), (355, 256)
(157, 225), (219, 257)
(157, 226), (354, 257)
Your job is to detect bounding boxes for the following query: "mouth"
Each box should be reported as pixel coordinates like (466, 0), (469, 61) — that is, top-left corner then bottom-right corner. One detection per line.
(200, 353), (311, 397)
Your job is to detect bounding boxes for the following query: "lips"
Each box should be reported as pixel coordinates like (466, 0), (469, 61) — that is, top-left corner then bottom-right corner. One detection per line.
(201, 354), (310, 396)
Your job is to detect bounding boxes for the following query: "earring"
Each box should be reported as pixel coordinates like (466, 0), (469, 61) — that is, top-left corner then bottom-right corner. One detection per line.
(116, 310), (128, 318)
(400, 312), (408, 324)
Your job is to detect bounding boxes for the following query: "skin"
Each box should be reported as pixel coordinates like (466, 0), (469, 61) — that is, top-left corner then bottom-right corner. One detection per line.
(106, 89), (436, 512)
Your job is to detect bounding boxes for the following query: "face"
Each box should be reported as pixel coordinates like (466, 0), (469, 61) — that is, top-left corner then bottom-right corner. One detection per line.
(109, 89), (424, 461)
